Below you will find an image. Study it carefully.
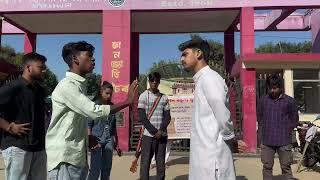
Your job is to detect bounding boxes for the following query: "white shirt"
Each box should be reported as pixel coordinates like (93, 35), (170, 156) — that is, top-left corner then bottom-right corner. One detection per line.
(189, 66), (235, 180)
(138, 90), (170, 137)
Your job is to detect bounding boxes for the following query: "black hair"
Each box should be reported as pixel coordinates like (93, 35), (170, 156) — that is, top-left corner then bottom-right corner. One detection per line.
(148, 72), (161, 81)
(22, 52), (47, 69)
(92, 81), (113, 102)
(267, 74), (283, 89)
(101, 81), (113, 91)
(62, 41), (95, 67)
(178, 37), (211, 62)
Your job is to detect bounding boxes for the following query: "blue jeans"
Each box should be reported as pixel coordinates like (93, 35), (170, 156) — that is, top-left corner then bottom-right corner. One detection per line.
(87, 138), (114, 180)
(1, 146), (46, 180)
(48, 163), (88, 180)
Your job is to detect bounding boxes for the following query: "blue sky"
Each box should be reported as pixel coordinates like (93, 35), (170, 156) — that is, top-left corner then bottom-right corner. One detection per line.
(1, 31), (312, 80)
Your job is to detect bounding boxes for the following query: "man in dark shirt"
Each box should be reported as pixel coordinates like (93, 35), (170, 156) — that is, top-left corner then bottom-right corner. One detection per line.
(0, 52), (48, 180)
(257, 74), (299, 180)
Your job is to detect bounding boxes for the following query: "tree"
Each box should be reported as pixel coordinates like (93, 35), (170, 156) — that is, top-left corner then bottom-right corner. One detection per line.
(41, 69), (58, 97)
(138, 61), (193, 94)
(1, 45), (59, 97)
(256, 41), (312, 53)
(0, 45), (23, 66)
(138, 74), (147, 95)
(85, 73), (101, 96)
(138, 34), (227, 94)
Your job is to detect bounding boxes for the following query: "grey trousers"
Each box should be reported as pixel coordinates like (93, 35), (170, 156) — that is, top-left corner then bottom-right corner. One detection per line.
(48, 163), (88, 180)
(261, 144), (294, 180)
(140, 135), (167, 180)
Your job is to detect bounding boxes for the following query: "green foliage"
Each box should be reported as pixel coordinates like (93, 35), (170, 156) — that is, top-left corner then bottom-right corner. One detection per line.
(138, 74), (148, 95)
(41, 69), (58, 97)
(1, 45), (59, 97)
(256, 41), (312, 53)
(0, 45), (24, 66)
(139, 34), (227, 94)
(85, 73), (101, 96)
(139, 60), (194, 93)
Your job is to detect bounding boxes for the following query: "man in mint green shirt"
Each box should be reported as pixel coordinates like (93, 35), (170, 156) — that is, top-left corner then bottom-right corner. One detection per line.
(46, 41), (137, 179)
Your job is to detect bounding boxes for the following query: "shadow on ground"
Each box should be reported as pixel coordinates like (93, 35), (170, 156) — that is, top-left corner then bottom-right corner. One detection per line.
(167, 156), (189, 166)
(142, 175), (250, 180)
(172, 174), (188, 180)
(273, 175), (299, 180)
(236, 176), (249, 180)
(148, 174), (188, 180)
(144, 175), (189, 180)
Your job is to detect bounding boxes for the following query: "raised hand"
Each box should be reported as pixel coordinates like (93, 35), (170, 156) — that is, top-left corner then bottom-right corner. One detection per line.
(128, 79), (138, 104)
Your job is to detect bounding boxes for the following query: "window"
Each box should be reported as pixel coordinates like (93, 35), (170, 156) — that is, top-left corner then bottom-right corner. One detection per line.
(293, 69), (320, 114)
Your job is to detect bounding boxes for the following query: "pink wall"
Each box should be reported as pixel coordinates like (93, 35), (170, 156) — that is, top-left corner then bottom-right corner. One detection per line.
(102, 10), (131, 151)
(242, 53), (320, 62)
(238, 13), (308, 31)
(24, 33), (36, 53)
(1, 20), (24, 34)
(1, 0), (320, 11)
(240, 7), (257, 153)
(312, 10), (320, 53)
(0, 18), (2, 46)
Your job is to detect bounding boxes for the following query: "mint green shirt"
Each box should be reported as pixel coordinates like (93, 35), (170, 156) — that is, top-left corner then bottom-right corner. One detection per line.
(46, 72), (110, 171)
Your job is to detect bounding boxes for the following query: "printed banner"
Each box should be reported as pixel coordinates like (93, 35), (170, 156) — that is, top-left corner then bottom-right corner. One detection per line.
(167, 96), (193, 139)
(156, 78), (195, 139)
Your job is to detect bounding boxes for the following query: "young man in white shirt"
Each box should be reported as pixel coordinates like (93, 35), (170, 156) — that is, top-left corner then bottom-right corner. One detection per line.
(179, 38), (236, 180)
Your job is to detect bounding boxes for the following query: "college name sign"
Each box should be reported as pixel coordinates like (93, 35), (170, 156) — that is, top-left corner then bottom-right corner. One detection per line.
(1, 0), (319, 11)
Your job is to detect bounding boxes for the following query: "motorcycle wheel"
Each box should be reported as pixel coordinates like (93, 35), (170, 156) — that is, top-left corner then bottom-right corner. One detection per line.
(302, 154), (318, 168)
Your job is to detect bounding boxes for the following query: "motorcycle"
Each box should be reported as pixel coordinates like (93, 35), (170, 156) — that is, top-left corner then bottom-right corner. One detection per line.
(296, 115), (320, 172)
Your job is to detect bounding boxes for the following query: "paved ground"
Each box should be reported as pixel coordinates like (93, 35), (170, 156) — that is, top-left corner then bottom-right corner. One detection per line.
(0, 153), (319, 179)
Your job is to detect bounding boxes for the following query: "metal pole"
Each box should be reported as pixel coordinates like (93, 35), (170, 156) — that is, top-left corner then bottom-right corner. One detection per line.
(296, 141), (310, 173)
